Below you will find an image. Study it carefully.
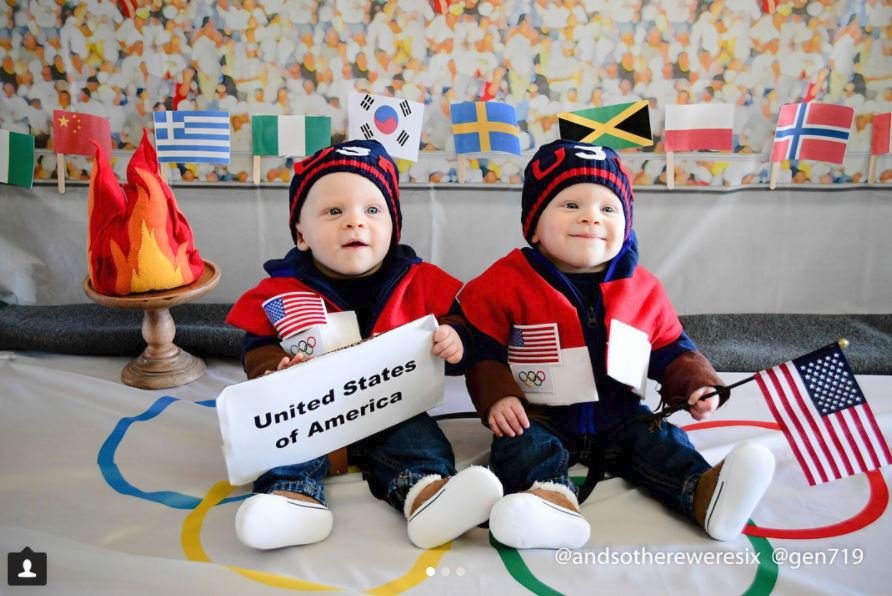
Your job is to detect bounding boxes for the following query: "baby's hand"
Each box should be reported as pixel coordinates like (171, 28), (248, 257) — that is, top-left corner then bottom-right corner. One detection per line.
(488, 396), (530, 438)
(687, 386), (719, 421)
(431, 324), (463, 364)
(264, 352), (310, 375)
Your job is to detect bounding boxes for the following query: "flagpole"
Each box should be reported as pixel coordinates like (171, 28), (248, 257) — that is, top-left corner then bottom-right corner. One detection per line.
(769, 162), (780, 190)
(868, 155), (877, 184)
(665, 151), (675, 189)
(56, 153), (65, 194)
(253, 156), (261, 185)
(457, 155), (467, 184)
(645, 337), (851, 426)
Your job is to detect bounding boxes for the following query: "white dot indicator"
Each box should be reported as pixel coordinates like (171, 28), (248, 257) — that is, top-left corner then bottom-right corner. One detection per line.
(456, 566), (466, 577)
(441, 567), (451, 577)
(425, 567), (435, 577)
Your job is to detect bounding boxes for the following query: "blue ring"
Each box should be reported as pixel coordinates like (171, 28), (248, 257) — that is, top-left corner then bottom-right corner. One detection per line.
(97, 395), (247, 509)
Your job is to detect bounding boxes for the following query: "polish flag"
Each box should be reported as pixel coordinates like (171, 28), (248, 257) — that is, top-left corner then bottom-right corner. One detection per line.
(871, 112), (891, 156)
(664, 104), (734, 152)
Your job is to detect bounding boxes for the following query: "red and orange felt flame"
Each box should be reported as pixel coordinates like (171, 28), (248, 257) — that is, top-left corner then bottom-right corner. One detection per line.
(88, 130), (204, 295)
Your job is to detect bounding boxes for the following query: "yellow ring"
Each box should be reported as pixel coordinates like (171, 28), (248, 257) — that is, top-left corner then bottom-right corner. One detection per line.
(181, 481), (451, 592)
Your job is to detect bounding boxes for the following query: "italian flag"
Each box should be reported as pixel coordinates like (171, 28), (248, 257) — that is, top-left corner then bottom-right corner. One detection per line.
(252, 115), (331, 157)
(0, 129), (35, 188)
(664, 104), (734, 152)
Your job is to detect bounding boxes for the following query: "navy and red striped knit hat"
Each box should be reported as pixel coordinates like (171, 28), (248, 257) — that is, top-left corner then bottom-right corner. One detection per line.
(521, 140), (634, 245)
(288, 139), (401, 244)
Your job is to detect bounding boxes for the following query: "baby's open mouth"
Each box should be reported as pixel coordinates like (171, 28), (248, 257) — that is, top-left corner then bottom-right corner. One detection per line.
(343, 240), (368, 248)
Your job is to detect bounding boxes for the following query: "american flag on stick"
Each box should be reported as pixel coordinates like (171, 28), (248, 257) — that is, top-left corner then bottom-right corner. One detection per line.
(756, 342), (892, 486)
(508, 324), (561, 365)
(262, 292), (328, 339)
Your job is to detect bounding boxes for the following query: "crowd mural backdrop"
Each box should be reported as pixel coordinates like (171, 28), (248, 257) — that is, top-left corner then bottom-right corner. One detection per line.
(1, 0), (890, 186)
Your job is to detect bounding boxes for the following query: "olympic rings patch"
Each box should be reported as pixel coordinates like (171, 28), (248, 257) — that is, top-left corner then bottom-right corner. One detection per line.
(290, 335), (317, 356)
(518, 370), (546, 387)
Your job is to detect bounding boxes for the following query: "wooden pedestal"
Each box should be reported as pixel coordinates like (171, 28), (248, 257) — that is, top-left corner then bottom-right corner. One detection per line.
(83, 260), (221, 389)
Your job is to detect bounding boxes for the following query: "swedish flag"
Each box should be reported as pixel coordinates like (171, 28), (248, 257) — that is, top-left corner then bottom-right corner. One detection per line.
(558, 100), (653, 150)
(451, 101), (521, 156)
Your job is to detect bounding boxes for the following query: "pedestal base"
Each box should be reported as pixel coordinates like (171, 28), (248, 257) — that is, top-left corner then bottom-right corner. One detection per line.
(83, 260), (221, 391)
(122, 346), (207, 390)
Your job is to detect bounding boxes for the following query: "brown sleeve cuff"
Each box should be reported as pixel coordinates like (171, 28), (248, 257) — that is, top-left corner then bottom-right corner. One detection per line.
(243, 344), (289, 380)
(659, 351), (728, 408)
(465, 360), (527, 423)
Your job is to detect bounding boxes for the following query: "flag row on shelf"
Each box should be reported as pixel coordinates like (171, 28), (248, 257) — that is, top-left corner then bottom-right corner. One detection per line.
(2, 91), (891, 189)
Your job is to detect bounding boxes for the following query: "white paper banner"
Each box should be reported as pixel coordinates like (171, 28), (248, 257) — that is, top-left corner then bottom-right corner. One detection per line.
(606, 319), (651, 397)
(217, 315), (444, 485)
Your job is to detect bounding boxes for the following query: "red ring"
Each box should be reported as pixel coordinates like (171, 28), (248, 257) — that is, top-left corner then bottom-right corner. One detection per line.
(683, 419), (889, 539)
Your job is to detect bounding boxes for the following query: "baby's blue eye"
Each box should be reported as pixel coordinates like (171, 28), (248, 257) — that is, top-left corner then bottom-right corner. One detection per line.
(603, 206), (617, 213)
(564, 201), (579, 209)
(368, 206), (380, 214)
(327, 207), (342, 215)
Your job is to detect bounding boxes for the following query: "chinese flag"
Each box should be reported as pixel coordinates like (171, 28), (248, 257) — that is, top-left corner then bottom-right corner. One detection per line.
(53, 110), (112, 157)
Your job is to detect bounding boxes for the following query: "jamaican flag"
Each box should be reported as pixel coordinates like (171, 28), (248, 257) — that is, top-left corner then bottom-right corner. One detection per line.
(558, 100), (652, 150)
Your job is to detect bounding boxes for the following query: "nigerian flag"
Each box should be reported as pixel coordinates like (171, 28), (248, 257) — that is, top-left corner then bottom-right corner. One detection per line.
(0, 129), (35, 188)
(252, 115), (331, 157)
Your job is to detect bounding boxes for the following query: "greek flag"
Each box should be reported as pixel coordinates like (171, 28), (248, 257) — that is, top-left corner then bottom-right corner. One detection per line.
(153, 111), (230, 164)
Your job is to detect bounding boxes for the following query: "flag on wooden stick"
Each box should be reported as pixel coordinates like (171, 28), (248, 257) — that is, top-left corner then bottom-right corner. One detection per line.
(0, 129), (35, 188)
(348, 92), (423, 161)
(664, 104), (734, 152)
(558, 100), (653, 150)
(252, 115), (331, 157)
(756, 343), (892, 486)
(53, 110), (112, 157)
(869, 112), (891, 183)
(451, 101), (521, 156)
(770, 103), (853, 164)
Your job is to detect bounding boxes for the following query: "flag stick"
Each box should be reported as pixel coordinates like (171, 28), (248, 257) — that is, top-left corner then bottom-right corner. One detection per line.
(56, 153), (65, 194)
(253, 155), (261, 185)
(457, 155), (467, 184)
(769, 161), (780, 189)
(868, 155), (877, 184)
(665, 151), (675, 189)
(647, 337), (851, 425)
(159, 162), (168, 183)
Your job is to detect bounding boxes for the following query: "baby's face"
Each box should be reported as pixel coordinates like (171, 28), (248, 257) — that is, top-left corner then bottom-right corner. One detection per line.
(532, 183), (625, 273)
(295, 172), (393, 278)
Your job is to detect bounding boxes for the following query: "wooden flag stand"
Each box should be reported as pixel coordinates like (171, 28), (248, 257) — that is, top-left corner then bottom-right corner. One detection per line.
(868, 155), (878, 184)
(253, 155), (262, 185)
(665, 151), (675, 189)
(769, 161), (781, 190)
(456, 155), (467, 184)
(56, 153), (65, 193)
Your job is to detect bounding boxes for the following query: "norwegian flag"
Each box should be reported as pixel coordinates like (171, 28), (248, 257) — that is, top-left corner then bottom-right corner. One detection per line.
(262, 292), (328, 339)
(756, 343), (892, 486)
(770, 103), (854, 164)
(508, 324), (561, 365)
(871, 112), (891, 156)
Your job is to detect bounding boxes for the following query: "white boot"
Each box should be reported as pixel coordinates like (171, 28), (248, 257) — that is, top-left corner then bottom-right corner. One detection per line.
(235, 493), (333, 549)
(702, 441), (775, 541)
(405, 466), (503, 549)
(489, 482), (590, 550)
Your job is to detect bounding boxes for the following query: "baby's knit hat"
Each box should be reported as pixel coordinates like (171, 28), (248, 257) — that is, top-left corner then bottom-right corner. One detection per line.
(521, 140), (634, 244)
(288, 139), (401, 244)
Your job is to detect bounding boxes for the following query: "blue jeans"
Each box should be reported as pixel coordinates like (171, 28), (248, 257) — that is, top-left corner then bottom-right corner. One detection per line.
(489, 404), (710, 520)
(253, 413), (456, 512)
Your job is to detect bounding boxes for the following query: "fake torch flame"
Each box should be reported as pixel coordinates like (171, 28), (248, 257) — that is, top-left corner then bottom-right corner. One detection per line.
(88, 129), (204, 295)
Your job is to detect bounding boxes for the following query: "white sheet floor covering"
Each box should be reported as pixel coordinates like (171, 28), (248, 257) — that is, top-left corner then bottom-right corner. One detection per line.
(2, 351), (891, 595)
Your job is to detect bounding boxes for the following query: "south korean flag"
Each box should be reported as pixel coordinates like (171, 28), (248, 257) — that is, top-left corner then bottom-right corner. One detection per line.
(348, 91), (424, 161)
